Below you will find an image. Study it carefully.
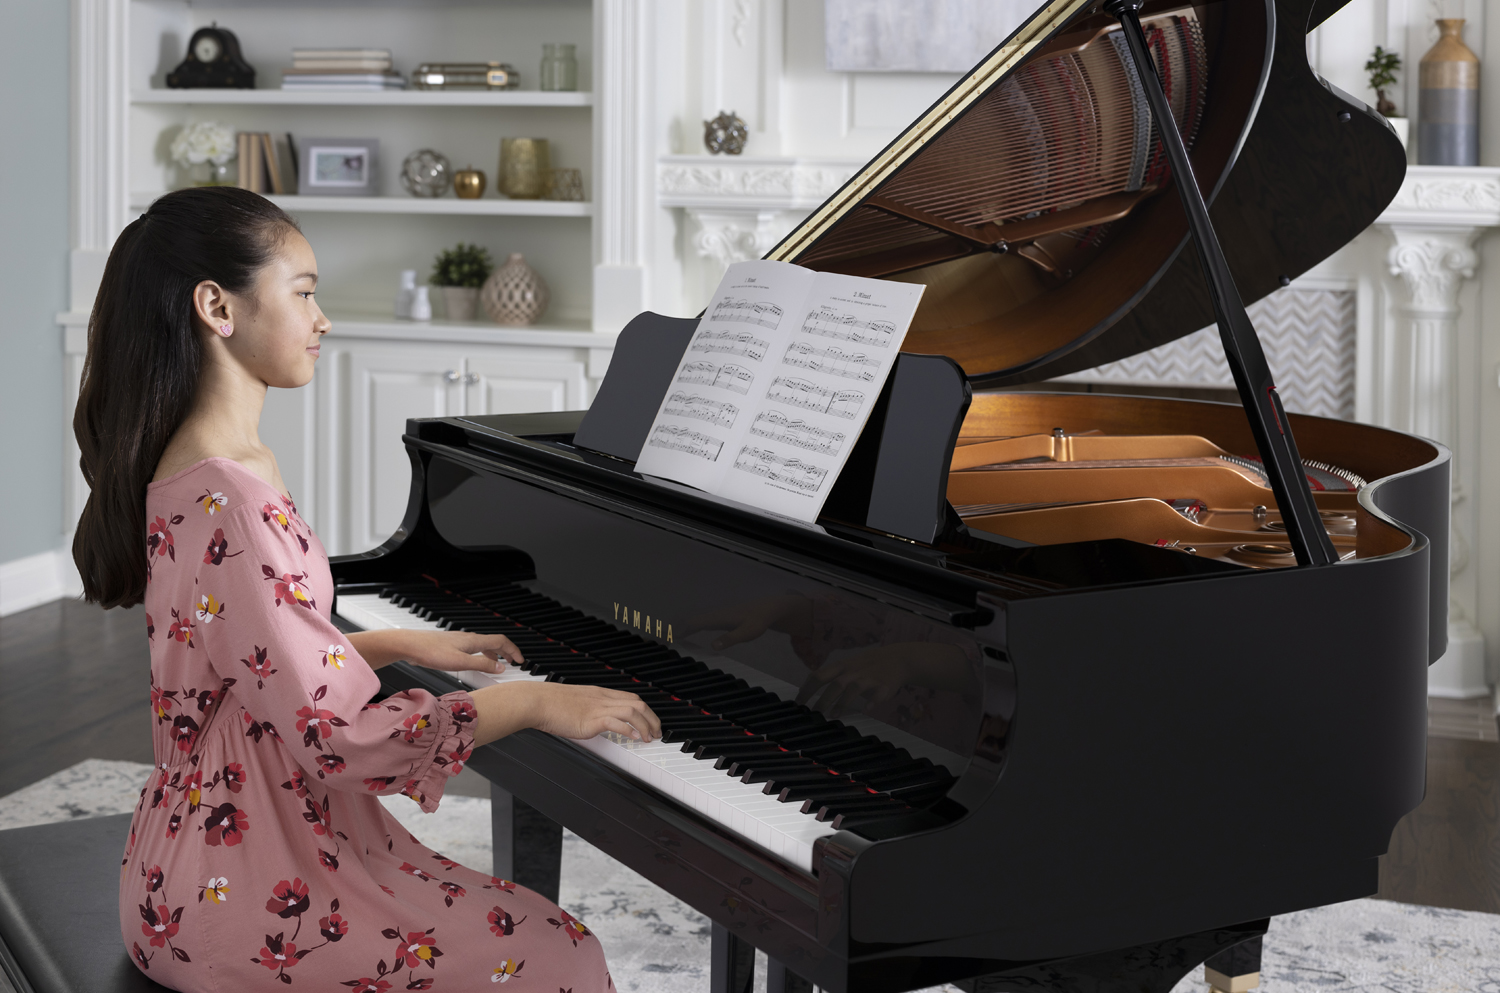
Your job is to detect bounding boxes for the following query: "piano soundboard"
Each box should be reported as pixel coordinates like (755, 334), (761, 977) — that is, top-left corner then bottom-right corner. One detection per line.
(335, 582), (955, 873)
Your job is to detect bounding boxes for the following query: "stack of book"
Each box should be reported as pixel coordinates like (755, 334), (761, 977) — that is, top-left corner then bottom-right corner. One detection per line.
(236, 133), (289, 194)
(281, 49), (405, 91)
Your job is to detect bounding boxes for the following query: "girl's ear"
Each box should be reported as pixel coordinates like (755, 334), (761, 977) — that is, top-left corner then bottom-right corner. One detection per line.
(192, 280), (232, 336)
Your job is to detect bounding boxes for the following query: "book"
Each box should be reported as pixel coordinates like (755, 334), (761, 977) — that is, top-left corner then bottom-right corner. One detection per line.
(281, 72), (406, 89)
(236, 133), (250, 188)
(259, 134), (286, 194)
(291, 59), (393, 71)
(633, 260), (926, 523)
(292, 48), (392, 60)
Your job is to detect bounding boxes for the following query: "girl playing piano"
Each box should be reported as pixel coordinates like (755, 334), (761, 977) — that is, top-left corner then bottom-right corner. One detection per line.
(72, 187), (658, 991)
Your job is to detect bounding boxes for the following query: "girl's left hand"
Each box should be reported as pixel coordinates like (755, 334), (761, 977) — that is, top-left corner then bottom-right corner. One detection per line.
(348, 628), (524, 674)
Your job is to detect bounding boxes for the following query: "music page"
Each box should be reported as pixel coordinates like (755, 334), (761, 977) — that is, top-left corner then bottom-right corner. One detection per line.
(633, 260), (925, 522)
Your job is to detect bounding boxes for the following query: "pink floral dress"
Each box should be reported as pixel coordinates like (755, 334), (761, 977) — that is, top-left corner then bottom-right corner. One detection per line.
(123, 458), (610, 992)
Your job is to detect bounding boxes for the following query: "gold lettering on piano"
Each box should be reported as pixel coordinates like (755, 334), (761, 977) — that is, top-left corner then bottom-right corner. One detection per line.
(613, 601), (672, 642)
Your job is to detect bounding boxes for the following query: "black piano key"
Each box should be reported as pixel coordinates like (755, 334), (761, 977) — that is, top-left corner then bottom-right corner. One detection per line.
(738, 762), (826, 786)
(816, 797), (906, 822)
(627, 660), (704, 679)
(691, 740), (782, 762)
(777, 726), (861, 750)
(776, 783), (871, 804)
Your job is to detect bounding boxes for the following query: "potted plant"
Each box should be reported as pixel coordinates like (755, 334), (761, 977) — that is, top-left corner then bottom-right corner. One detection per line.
(430, 243), (493, 321)
(1365, 46), (1408, 150)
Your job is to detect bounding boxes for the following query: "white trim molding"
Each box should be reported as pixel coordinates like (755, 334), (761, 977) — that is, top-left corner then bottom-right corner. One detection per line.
(658, 155), (861, 211)
(0, 548), (83, 618)
(1374, 166), (1500, 699)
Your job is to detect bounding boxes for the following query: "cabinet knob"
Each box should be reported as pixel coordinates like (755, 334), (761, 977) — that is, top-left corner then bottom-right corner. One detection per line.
(463, 372), (480, 386)
(443, 369), (461, 384)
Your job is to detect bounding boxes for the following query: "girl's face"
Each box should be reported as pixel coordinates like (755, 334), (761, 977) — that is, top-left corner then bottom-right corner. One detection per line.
(228, 231), (330, 389)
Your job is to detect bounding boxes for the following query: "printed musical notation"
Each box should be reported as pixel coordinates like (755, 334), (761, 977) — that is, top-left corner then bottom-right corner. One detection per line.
(690, 329), (770, 362)
(711, 297), (784, 330)
(677, 361), (755, 396)
(663, 391), (739, 430)
(766, 376), (865, 420)
(748, 410), (847, 456)
(801, 306), (896, 348)
(732, 445), (829, 493)
(782, 341), (881, 382)
(645, 424), (724, 462)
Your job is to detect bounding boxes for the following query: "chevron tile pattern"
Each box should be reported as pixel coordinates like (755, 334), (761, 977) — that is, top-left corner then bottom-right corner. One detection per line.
(1055, 288), (1356, 420)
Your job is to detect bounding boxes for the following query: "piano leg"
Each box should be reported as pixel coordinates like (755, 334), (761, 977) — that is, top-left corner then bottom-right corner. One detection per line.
(1203, 935), (1262, 993)
(766, 956), (814, 993)
(490, 782), (563, 904)
(709, 923), (756, 993)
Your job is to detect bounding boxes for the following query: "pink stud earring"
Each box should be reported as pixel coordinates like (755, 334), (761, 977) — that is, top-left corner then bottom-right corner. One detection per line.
(218, 324), (233, 337)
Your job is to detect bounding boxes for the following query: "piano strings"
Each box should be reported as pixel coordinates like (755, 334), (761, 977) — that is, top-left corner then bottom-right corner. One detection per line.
(646, 424), (724, 462)
(800, 306), (896, 348)
(748, 410), (847, 456)
(690, 328), (770, 362)
(767, 376), (866, 420)
(732, 445), (829, 493)
(662, 391), (740, 430)
(677, 360), (755, 396)
(710, 297), (784, 330)
(782, 341), (880, 382)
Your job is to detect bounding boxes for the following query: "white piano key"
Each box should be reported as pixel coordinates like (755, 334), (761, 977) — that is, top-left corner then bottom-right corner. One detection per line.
(333, 591), (838, 872)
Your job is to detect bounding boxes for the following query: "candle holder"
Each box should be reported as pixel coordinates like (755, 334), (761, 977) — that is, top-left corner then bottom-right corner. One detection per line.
(498, 138), (550, 199)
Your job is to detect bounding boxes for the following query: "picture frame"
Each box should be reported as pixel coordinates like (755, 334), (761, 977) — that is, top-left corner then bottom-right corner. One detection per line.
(296, 138), (379, 196)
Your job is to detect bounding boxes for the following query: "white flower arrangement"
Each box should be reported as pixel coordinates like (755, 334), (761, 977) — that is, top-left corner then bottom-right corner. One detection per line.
(170, 121), (237, 166)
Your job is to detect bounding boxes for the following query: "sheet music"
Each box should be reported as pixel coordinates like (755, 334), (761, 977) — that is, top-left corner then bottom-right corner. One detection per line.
(634, 260), (925, 522)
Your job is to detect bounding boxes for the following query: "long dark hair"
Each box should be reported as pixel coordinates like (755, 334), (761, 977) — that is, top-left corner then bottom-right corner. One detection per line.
(73, 187), (299, 608)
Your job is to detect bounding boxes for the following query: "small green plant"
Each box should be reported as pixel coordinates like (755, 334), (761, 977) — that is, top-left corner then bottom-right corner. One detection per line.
(431, 243), (494, 288)
(1365, 46), (1401, 117)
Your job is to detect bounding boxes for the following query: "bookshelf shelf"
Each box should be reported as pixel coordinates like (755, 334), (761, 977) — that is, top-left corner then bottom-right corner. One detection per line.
(131, 89), (593, 108)
(128, 192), (594, 216)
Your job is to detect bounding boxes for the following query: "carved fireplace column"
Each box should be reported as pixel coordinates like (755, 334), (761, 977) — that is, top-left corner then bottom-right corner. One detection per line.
(1381, 217), (1487, 695)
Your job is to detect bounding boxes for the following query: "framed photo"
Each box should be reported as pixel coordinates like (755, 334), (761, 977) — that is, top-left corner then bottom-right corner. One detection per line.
(297, 138), (378, 196)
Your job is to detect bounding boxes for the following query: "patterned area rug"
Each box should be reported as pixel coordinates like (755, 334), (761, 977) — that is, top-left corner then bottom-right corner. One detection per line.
(4, 760), (1499, 993)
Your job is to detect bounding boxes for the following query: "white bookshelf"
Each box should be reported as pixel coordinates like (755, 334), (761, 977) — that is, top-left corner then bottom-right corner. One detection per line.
(131, 89), (593, 108)
(128, 192), (594, 217)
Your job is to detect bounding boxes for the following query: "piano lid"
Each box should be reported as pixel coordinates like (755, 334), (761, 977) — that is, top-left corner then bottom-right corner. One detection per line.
(764, 0), (1405, 388)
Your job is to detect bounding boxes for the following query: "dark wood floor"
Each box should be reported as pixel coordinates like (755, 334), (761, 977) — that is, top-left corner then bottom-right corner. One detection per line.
(4, 598), (1498, 912)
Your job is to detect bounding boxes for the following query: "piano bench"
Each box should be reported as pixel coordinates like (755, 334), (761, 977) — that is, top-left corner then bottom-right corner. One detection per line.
(0, 813), (167, 993)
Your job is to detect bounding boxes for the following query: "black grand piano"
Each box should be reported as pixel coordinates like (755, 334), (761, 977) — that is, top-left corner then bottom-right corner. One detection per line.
(331, 0), (1448, 990)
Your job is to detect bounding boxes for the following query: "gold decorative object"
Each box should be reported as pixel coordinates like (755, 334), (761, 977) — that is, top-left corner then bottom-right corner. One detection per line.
(498, 138), (550, 199)
(412, 62), (518, 90)
(481, 253), (550, 325)
(454, 166), (486, 199)
(543, 167), (584, 201)
(703, 110), (748, 155)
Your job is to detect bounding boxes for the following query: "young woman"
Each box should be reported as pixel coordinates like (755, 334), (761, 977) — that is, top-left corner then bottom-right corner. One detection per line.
(73, 187), (659, 991)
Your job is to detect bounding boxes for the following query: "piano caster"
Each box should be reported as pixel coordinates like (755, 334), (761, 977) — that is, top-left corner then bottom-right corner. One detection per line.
(490, 782), (563, 904)
(1204, 936), (1262, 993)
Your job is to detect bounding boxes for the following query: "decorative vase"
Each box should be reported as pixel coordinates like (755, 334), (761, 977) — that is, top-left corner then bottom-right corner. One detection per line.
(498, 139), (549, 199)
(481, 253), (549, 325)
(441, 285), (480, 321)
(184, 160), (235, 187)
(540, 43), (578, 92)
(410, 286), (432, 322)
(1418, 19), (1479, 166)
(453, 167), (486, 199)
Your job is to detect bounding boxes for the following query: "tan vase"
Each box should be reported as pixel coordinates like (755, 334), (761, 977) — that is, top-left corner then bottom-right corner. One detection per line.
(1418, 19), (1479, 166)
(481, 253), (549, 325)
(440, 285), (480, 321)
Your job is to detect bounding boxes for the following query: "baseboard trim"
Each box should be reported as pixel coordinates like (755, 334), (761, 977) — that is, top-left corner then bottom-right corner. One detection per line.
(0, 547), (82, 617)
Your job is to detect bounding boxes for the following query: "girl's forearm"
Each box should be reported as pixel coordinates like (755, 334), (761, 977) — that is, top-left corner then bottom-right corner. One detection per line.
(344, 629), (400, 669)
(469, 682), (540, 746)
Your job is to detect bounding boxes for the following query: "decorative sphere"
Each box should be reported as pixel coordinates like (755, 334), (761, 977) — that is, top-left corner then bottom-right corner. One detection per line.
(400, 149), (452, 198)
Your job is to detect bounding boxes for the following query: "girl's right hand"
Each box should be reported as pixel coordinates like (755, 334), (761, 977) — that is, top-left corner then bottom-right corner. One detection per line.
(527, 682), (661, 742)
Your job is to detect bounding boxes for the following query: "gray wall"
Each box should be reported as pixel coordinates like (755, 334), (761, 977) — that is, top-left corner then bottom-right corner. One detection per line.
(0, 0), (70, 562)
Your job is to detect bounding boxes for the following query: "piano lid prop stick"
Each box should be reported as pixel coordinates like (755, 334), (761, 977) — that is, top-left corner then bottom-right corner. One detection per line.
(1105, 0), (1339, 568)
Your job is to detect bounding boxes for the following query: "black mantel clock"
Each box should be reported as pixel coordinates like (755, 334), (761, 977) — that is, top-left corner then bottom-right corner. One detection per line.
(166, 24), (256, 89)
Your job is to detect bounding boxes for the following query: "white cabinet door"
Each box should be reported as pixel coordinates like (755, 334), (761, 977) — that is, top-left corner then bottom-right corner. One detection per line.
(347, 346), (466, 555)
(464, 353), (590, 415)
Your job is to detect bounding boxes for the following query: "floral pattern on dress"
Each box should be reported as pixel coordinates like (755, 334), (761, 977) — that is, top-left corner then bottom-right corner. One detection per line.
(123, 458), (611, 991)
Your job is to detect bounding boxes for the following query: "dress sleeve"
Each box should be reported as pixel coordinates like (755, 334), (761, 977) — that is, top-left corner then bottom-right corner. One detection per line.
(197, 504), (475, 812)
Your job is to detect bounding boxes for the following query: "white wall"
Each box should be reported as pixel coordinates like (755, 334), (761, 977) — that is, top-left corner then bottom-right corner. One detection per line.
(0, 0), (70, 565)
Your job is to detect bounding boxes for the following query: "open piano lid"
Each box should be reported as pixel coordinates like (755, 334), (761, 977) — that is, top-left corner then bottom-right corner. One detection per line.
(764, 0), (1405, 388)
